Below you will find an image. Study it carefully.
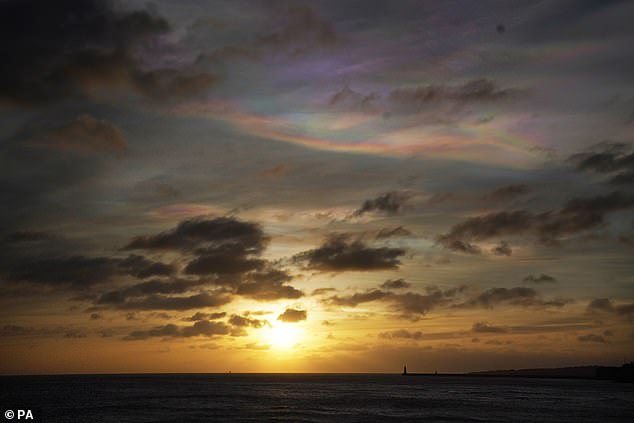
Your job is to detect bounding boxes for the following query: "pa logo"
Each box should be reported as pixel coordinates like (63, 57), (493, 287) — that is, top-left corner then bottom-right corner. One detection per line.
(4, 410), (34, 420)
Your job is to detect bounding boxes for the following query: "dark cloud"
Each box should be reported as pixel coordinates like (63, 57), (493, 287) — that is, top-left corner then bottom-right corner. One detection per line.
(329, 85), (380, 113)
(324, 289), (391, 307)
(294, 235), (406, 272)
(523, 274), (557, 284)
(63, 329), (87, 338)
(577, 334), (606, 343)
(311, 287), (337, 296)
(125, 217), (267, 252)
(118, 255), (175, 279)
(376, 226), (412, 239)
(184, 244), (265, 276)
(380, 278), (411, 290)
(29, 114), (127, 154)
(387, 79), (521, 115)
(277, 308), (307, 323)
(491, 241), (512, 256)
(353, 191), (413, 216)
(389, 290), (450, 316)
(324, 286), (460, 317)
(123, 217), (301, 302)
(328, 79), (524, 122)
(439, 210), (534, 247)
(229, 314), (268, 328)
(587, 298), (634, 317)
(3, 252), (177, 289)
(185, 248), (265, 276)
(439, 191), (634, 250)
(0, 0), (214, 107)
(3, 231), (55, 244)
(6, 255), (119, 288)
(570, 142), (634, 185)
(443, 239), (482, 255)
(235, 269), (304, 300)
(106, 292), (231, 311)
(484, 184), (531, 202)
(457, 287), (570, 309)
(96, 279), (206, 305)
(378, 329), (423, 340)
(124, 320), (231, 340)
(184, 312), (227, 321)
(472, 322), (508, 333)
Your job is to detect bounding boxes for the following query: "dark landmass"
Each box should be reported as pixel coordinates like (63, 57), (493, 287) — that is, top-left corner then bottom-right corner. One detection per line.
(402, 362), (634, 382)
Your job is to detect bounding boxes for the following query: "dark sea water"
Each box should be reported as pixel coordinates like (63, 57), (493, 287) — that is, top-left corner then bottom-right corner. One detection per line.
(2, 374), (633, 422)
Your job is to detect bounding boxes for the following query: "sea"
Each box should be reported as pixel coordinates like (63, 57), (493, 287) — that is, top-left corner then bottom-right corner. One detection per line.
(2, 374), (633, 422)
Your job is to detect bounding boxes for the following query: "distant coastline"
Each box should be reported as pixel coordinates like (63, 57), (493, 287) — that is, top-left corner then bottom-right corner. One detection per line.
(402, 362), (634, 382)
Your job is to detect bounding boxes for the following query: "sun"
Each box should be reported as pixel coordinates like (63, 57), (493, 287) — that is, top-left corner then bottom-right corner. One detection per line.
(265, 322), (303, 350)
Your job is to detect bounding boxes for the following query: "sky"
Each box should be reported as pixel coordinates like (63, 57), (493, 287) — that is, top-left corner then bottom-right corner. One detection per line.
(1, 0), (633, 375)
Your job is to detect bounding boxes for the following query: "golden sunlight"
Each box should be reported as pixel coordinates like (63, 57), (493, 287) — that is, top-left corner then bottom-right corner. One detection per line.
(265, 322), (304, 350)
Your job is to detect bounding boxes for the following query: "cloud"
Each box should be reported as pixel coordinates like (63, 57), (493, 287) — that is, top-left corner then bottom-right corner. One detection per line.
(569, 142), (634, 185)
(442, 239), (482, 255)
(491, 241), (512, 256)
(3, 231), (54, 244)
(184, 244), (265, 276)
(235, 269), (304, 300)
(277, 308), (307, 323)
(438, 191), (634, 250)
(439, 211), (534, 247)
(125, 216), (267, 252)
(472, 322), (508, 333)
(380, 278), (411, 290)
(376, 226), (412, 239)
(311, 287), (337, 296)
(184, 312), (227, 321)
(0, 0), (214, 107)
(587, 298), (634, 317)
(30, 114), (127, 154)
(329, 85), (380, 113)
(523, 274), (557, 284)
(118, 255), (175, 279)
(387, 79), (521, 115)
(63, 329), (87, 338)
(96, 279), (207, 304)
(106, 292), (232, 311)
(353, 191), (413, 216)
(122, 217), (302, 302)
(294, 235), (406, 272)
(3, 252), (178, 290)
(124, 320), (231, 340)
(484, 184), (531, 202)
(389, 290), (451, 316)
(378, 329), (423, 340)
(324, 289), (391, 307)
(6, 255), (119, 288)
(457, 287), (570, 309)
(229, 314), (268, 328)
(324, 285), (460, 317)
(328, 79), (524, 123)
(577, 334), (606, 343)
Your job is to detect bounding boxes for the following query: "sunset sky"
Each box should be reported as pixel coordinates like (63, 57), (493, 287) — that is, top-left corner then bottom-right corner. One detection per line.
(1, 0), (633, 374)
